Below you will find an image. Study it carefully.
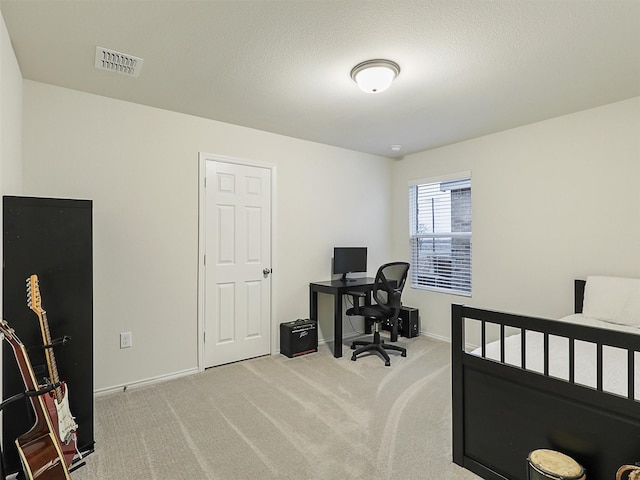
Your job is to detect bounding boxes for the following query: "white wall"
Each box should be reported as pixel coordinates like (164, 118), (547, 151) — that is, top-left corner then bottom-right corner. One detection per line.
(0, 11), (23, 316)
(391, 97), (640, 340)
(0, 10), (22, 437)
(0, 12), (21, 196)
(21, 81), (392, 391)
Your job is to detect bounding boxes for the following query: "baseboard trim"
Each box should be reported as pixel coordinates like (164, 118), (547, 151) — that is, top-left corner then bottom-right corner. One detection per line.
(317, 331), (361, 346)
(421, 331), (449, 342)
(421, 330), (477, 350)
(94, 367), (199, 396)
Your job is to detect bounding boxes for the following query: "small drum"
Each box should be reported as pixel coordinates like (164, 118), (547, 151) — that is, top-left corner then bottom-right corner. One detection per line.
(617, 465), (640, 480)
(527, 449), (586, 480)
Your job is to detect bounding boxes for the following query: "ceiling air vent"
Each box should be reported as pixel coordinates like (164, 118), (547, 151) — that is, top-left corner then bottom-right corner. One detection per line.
(95, 46), (143, 77)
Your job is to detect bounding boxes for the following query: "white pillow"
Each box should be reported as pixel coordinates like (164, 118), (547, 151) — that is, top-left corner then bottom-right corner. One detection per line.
(582, 276), (640, 326)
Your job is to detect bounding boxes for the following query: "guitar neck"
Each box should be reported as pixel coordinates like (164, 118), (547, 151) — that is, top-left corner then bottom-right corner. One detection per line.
(39, 310), (63, 401)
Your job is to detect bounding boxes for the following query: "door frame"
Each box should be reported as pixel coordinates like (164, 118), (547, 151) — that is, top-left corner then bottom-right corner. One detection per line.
(197, 152), (277, 371)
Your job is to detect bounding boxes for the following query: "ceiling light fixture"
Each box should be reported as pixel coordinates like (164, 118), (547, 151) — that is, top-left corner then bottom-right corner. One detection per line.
(350, 59), (400, 93)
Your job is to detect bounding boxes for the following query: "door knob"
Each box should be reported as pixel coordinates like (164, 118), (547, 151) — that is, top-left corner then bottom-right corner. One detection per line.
(263, 268), (272, 276)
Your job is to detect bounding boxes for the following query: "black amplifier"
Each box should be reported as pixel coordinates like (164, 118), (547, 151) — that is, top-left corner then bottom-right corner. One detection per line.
(280, 318), (318, 358)
(381, 306), (420, 338)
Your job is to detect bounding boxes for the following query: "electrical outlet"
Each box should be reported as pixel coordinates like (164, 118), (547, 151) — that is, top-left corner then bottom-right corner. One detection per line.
(120, 332), (132, 349)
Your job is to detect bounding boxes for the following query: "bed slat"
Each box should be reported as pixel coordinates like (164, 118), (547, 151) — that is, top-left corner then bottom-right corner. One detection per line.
(569, 338), (575, 383)
(596, 343), (603, 392)
(520, 327), (526, 370)
(481, 320), (486, 358)
(629, 349), (635, 400)
(543, 333), (549, 376)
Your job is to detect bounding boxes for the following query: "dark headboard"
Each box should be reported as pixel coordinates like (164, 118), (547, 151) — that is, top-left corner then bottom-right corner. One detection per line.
(574, 279), (586, 314)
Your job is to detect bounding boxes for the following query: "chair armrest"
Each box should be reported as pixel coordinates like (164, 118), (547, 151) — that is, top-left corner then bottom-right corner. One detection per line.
(346, 291), (366, 298)
(390, 289), (403, 307)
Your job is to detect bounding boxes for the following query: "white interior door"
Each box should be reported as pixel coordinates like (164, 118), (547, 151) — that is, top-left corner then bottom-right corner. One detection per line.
(204, 160), (272, 367)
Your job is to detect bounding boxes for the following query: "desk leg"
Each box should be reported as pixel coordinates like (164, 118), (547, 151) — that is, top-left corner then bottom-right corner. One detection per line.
(310, 288), (318, 326)
(334, 293), (343, 358)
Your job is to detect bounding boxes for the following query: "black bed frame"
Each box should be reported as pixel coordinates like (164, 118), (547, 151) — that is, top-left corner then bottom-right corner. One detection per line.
(452, 280), (640, 480)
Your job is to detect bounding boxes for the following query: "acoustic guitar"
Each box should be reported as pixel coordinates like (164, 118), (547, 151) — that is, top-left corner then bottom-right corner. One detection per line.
(0, 319), (71, 480)
(26, 274), (79, 468)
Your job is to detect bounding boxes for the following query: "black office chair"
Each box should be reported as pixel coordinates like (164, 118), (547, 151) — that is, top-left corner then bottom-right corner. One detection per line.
(346, 262), (410, 366)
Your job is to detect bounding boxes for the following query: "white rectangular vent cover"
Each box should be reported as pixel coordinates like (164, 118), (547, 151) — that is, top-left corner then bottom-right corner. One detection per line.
(95, 46), (143, 77)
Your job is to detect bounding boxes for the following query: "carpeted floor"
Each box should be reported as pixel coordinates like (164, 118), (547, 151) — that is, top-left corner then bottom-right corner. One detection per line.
(72, 335), (480, 480)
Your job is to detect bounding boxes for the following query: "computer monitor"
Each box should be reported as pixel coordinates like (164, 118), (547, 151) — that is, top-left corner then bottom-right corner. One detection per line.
(333, 247), (367, 281)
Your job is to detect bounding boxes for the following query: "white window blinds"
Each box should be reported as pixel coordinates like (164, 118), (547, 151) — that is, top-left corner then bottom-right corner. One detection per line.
(409, 174), (472, 296)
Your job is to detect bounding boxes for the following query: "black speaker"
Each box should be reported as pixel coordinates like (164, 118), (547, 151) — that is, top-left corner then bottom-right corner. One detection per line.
(280, 319), (317, 358)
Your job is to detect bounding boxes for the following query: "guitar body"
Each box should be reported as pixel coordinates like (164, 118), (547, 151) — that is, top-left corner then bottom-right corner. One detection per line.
(16, 421), (70, 480)
(0, 319), (71, 480)
(42, 381), (78, 467)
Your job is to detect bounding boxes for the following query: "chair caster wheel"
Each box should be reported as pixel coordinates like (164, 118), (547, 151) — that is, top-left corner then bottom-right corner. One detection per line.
(385, 361), (390, 367)
(351, 354), (357, 361)
(350, 344), (356, 350)
(401, 352), (407, 357)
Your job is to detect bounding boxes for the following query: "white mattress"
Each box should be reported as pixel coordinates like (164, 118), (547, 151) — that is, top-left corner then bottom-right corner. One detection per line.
(470, 314), (640, 399)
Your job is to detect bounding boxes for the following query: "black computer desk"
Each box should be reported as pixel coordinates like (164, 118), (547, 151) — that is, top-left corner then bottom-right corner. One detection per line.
(309, 277), (398, 358)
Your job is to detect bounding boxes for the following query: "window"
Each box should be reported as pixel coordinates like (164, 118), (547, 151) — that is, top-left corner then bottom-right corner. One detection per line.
(409, 173), (472, 295)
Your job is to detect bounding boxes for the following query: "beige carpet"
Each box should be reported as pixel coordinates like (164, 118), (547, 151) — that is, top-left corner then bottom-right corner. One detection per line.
(72, 335), (480, 480)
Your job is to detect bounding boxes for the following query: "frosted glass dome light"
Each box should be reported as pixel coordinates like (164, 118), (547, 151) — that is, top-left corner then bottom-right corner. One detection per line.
(350, 59), (400, 93)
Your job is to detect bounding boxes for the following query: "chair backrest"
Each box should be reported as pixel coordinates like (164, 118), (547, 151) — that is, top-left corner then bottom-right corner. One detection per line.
(372, 262), (410, 316)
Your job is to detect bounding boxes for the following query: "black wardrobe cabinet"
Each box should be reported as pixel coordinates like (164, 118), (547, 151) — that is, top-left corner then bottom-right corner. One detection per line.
(2, 196), (94, 474)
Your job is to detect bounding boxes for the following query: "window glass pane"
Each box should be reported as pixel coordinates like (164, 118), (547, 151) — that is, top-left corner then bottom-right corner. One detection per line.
(409, 175), (471, 295)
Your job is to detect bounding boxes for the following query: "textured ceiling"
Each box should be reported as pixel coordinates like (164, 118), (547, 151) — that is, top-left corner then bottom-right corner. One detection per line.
(1, 0), (639, 158)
